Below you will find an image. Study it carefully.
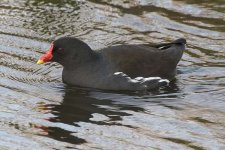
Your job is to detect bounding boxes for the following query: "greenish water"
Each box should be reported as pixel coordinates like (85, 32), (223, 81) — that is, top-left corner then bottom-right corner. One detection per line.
(0, 0), (225, 149)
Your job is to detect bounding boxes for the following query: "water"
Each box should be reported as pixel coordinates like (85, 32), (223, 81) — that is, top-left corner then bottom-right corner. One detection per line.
(0, 0), (225, 149)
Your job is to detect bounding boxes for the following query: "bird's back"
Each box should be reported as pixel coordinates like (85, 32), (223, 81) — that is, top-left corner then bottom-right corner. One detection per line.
(99, 39), (185, 79)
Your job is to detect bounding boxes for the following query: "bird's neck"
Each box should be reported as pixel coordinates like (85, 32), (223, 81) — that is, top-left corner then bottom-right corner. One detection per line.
(62, 49), (100, 70)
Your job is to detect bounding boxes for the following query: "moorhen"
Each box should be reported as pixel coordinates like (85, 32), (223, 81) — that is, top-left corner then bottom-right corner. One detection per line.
(37, 37), (186, 91)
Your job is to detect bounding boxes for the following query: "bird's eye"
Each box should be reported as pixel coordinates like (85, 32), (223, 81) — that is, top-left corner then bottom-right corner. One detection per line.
(57, 48), (63, 53)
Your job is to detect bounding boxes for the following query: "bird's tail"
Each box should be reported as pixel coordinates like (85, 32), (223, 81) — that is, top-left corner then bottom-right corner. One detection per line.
(154, 38), (186, 50)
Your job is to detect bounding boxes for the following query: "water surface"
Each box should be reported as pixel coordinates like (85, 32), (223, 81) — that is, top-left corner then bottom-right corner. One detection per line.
(0, 0), (225, 149)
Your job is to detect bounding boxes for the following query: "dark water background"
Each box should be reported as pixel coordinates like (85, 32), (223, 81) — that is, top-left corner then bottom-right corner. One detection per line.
(0, 0), (225, 149)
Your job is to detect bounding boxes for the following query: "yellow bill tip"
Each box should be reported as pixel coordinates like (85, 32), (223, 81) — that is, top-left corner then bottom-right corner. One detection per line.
(36, 60), (45, 65)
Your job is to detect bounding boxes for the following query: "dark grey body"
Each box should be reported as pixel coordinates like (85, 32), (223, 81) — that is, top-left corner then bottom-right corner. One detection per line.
(60, 38), (186, 90)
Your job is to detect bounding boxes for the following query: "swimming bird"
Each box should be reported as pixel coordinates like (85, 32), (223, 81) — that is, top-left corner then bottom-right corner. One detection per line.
(37, 37), (186, 91)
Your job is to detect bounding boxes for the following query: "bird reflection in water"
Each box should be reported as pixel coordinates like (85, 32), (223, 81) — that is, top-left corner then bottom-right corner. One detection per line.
(34, 86), (144, 145)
